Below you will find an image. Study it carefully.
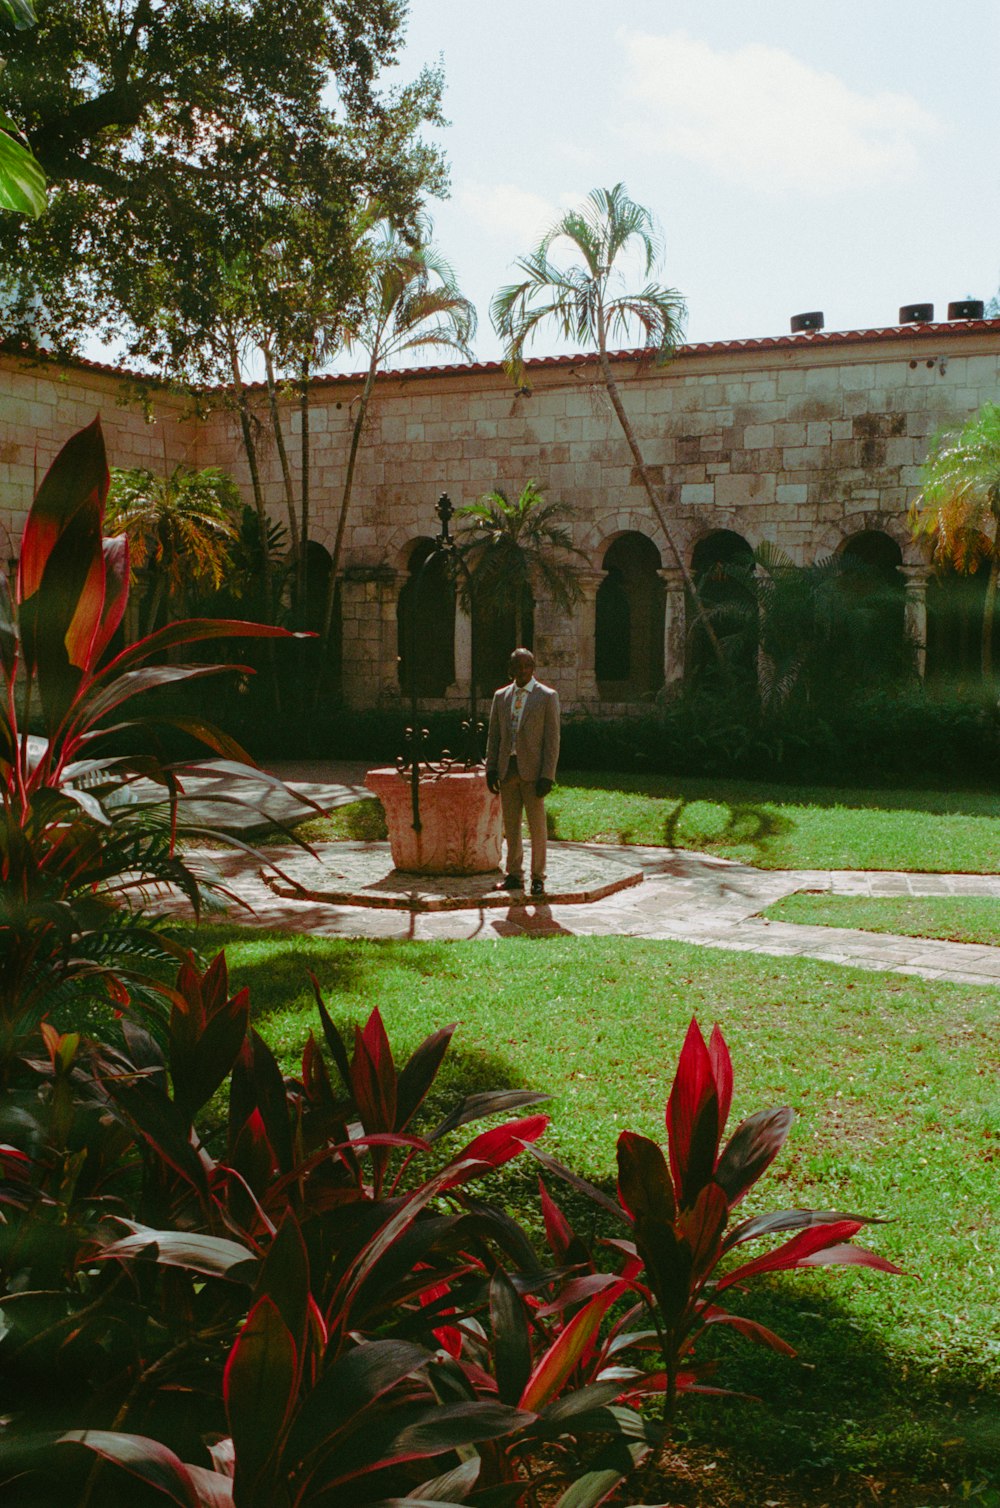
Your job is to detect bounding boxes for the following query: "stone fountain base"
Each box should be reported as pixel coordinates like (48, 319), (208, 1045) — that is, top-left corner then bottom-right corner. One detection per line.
(364, 766), (501, 874)
(261, 841), (644, 912)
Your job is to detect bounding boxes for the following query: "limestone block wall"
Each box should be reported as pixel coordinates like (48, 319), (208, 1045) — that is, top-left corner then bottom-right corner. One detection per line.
(4, 321), (1000, 711)
(0, 352), (200, 560)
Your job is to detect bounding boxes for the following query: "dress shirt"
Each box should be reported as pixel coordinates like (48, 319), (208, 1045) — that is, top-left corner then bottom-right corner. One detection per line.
(510, 676), (536, 754)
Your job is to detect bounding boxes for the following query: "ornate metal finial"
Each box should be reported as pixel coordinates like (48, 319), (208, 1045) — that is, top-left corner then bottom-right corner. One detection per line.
(435, 492), (454, 542)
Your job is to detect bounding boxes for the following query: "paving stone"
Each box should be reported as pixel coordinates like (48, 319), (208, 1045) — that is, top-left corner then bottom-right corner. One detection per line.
(145, 761), (1000, 990)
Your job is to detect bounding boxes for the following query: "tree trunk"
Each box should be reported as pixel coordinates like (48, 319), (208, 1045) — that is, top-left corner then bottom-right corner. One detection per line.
(299, 357), (311, 618)
(981, 516), (1000, 681)
(595, 347), (728, 675)
(319, 358), (376, 660)
(225, 332), (271, 621)
(263, 340), (300, 573)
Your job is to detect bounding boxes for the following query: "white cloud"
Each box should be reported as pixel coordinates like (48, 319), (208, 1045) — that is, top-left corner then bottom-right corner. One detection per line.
(456, 181), (560, 244)
(618, 31), (941, 195)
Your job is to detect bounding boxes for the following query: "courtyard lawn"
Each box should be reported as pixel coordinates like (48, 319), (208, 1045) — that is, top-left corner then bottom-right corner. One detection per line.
(766, 893), (1000, 945)
(287, 773), (1000, 872)
(193, 924), (999, 1499)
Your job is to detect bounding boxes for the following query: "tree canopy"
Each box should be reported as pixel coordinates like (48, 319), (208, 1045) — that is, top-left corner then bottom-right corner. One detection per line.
(0, 0), (447, 358)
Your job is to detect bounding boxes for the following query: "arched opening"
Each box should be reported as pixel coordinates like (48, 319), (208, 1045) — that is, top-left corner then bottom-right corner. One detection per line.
(688, 530), (755, 683)
(926, 564), (998, 689)
(473, 589), (534, 696)
(595, 532), (664, 699)
(837, 530), (908, 679)
(397, 538), (455, 698)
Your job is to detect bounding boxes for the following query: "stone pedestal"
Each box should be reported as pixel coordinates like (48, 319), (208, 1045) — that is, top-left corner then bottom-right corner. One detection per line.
(365, 767), (501, 874)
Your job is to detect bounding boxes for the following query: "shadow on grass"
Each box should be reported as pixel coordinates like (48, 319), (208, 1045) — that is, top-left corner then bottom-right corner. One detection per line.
(167, 926), (997, 1493)
(562, 769), (1000, 819)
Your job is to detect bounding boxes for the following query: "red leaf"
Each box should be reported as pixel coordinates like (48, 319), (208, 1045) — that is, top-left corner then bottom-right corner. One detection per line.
(707, 1024), (733, 1132)
(715, 1219), (901, 1292)
(701, 1307), (797, 1355)
(519, 1286), (622, 1411)
(665, 1018), (720, 1206)
(680, 1181), (728, 1277)
(440, 1115), (549, 1189)
(17, 417), (108, 603)
(58, 1429), (200, 1508)
(616, 1131), (675, 1225)
(224, 1297), (297, 1501)
(352, 1007), (396, 1133)
(89, 534), (130, 665)
(715, 1107), (795, 1208)
(539, 1177), (575, 1263)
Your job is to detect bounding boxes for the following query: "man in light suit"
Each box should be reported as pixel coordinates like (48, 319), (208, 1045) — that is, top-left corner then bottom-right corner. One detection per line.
(486, 647), (561, 897)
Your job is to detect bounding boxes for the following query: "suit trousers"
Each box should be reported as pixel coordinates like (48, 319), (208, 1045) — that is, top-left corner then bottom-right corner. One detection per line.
(499, 758), (547, 881)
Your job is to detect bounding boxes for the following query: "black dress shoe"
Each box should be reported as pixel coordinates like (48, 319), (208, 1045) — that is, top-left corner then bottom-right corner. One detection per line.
(530, 877), (545, 897)
(498, 874), (524, 891)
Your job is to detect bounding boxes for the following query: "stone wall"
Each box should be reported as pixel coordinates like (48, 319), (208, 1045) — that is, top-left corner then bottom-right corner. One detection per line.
(3, 320), (999, 710)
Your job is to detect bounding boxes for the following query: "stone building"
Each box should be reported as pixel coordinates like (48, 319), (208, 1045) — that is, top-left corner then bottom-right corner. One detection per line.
(2, 314), (999, 711)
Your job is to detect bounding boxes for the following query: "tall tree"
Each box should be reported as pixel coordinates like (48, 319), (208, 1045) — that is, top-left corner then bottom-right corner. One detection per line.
(106, 464), (240, 634)
(457, 480), (583, 645)
(492, 183), (725, 671)
(0, 0), (45, 218)
(909, 402), (1000, 680)
(0, 1), (447, 351)
(319, 216), (476, 647)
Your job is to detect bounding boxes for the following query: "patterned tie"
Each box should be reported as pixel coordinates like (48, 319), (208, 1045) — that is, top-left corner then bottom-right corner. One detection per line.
(512, 686), (526, 751)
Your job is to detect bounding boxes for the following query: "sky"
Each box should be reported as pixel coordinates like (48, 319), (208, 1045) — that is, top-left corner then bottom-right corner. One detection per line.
(357, 0), (1000, 371)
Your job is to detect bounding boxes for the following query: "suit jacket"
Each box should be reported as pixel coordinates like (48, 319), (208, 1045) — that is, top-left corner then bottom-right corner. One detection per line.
(486, 679), (561, 785)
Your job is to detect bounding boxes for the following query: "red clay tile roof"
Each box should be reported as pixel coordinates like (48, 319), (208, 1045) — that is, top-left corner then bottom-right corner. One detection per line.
(4, 319), (1000, 392)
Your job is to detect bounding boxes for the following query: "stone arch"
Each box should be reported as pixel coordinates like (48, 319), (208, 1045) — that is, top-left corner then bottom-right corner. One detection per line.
(595, 531), (664, 698)
(396, 536), (455, 698)
(579, 509), (678, 572)
(688, 528), (756, 682)
(814, 512), (918, 566)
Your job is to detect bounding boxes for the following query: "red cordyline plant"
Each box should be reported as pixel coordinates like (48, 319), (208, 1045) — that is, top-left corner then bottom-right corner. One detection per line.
(0, 417), (305, 1045)
(532, 1017), (902, 1422)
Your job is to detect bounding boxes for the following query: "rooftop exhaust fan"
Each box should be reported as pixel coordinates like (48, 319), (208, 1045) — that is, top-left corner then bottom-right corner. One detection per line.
(947, 299), (984, 321)
(790, 311), (824, 333)
(899, 303), (934, 323)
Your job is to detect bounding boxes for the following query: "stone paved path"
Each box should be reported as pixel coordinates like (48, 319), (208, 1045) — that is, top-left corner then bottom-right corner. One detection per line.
(166, 762), (1000, 989)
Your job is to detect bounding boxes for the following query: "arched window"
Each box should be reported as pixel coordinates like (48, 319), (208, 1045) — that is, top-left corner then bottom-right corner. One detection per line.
(838, 530), (908, 679)
(688, 530), (755, 682)
(397, 539), (455, 697)
(595, 533), (664, 698)
(926, 564), (997, 687)
(473, 591), (534, 695)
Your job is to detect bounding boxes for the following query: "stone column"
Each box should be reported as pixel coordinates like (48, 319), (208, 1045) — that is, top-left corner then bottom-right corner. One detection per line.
(378, 569), (406, 703)
(453, 602), (472, 699)
(902, 564), (932, 678)
(658, 566), (687, 687)
(573, 570), (603, 705)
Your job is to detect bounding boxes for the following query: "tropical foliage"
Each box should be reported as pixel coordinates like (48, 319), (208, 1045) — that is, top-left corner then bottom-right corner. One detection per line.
(320, 216), (477, 656)
(106, 465), (242, 634)
(0, 967), (900, 1505)
(698, 540), (915, 708)
(492, 183), (725, 670)
(0, 419), (302, 1050)
(909, 401), (1000, 679)
(457, 480), (583, 687)
(0, 0), (45, 218)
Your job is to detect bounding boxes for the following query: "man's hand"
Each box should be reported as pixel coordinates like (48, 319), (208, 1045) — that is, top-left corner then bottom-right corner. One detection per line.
(486, 768), (500, 794)
(535, 778), (553, 798)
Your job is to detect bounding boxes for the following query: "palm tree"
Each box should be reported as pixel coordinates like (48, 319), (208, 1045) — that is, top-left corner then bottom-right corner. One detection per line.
(491, 182), (725, 669)
(456, 482), (584, 681)
(320, 217), (477, 651)
(106, 464), (240, 634)
(909, 402), (1000, 680)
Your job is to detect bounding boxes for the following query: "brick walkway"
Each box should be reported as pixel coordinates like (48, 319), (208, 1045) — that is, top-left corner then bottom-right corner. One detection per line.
(154, 758), (1000, 989)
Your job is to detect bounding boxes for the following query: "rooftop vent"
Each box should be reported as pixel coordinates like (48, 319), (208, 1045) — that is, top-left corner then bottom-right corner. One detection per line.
(790, 311), (824, 333)
(947, 299), (984, 321)
(900, 302), (934, 323)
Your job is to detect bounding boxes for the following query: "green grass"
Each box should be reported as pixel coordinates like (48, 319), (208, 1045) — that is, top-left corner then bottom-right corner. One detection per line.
(766, 893), (1000, 945)
(192, 923), (1000, 1492)
(281, 774), (1000, 872)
